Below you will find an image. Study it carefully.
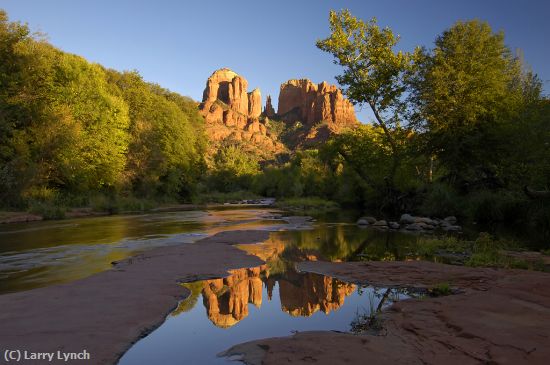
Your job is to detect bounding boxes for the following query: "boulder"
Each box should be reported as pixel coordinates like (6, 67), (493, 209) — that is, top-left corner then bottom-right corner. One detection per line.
(389, 221), (400, 229)
(400, 214), (416, 225)
(444, 216), (458, 224)
(356, 218), (369, 226)
(442, 225), (462, 232)
(405, 223), (424, 231)
(364, 216), (377, 224)
(415, 217), (436, 226)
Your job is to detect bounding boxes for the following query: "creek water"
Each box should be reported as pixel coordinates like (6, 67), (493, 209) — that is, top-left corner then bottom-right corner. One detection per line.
(0, 208), (424, 364)
(0, 208), (424, 294)
(115, 222), (419, 365)
(0, 209), (288, 294)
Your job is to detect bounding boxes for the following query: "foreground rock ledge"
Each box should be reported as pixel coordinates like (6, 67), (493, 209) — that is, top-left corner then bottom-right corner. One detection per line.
(221, 261), (550, 365)
(0, 230), (269, 365)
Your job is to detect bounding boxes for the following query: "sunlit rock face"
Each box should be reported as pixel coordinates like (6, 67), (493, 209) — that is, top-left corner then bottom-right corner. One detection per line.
(201, 266), (265, 328)
(278, 272), (356, 317)
(248, 88), (262, 119)
(199, 68), (285, 160)
(277, 79), (357, 128)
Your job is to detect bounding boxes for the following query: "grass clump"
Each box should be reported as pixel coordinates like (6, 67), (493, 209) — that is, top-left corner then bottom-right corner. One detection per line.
(465, 233), (544, 271)
(28, 202), (66, 220)
(428, 282), (452, 297)
(414, 236), (469, 257)
(350, 291), (384, 334)
(275, 197), (339, 214)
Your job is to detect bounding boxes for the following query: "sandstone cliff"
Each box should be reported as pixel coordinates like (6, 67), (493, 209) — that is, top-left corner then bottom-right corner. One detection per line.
(199, 69), (358, 155)
(275, 79), (358, 147)
(199, 68), (285, 160)
(277, 79), (357, 128)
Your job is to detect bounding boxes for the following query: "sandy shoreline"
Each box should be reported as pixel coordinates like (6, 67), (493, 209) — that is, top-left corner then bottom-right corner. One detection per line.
(222, 260), (550, 364)
(0, 230), (269, 365)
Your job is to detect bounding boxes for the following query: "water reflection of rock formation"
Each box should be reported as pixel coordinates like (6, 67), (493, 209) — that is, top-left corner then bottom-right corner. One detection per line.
(202, 265), (356, 328)
(272, 272), (356, 317)
(202, 266), (264, 328)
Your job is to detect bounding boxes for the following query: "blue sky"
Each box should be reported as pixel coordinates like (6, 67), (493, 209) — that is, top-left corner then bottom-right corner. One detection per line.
(1, 0), (549, 123)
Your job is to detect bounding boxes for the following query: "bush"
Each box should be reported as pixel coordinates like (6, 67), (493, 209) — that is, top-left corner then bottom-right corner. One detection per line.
(419, 183), (463, 217)
(413, 235), (468, 257)
(428, 283), (452, 296)
(275, 197), (339, 214)
(28, 202), (66, 220)
(465, 190), (524, 224)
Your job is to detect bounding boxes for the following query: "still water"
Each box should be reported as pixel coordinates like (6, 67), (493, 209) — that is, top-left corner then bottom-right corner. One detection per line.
(0, 208), (424, 294)
(118, 265), (409, 365)
(0, 209), (284, 293)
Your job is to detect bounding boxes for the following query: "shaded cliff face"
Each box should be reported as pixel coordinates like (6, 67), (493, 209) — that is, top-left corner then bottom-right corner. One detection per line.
(199, 68), (285, 159)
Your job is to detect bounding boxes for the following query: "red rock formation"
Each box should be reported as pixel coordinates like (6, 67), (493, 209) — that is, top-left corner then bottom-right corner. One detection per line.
(202, 68), (248, 115)
(199, 70), (357, 155)
(264, 95), (275, 118)
(199, 68), (285, 159)
(277, 79), (357, 128)
(248, 89), (262, 118)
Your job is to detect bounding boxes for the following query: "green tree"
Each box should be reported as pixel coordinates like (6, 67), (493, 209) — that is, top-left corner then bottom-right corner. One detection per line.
(106, 70), (205, 199)
(0, 12), (130, 204)
(410, 20), (539, 186)
(207, 143), (259, 192)
(316, 10), (418, 187)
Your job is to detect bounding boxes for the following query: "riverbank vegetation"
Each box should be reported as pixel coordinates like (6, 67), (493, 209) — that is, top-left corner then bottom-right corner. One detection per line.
(0, 10), (548, 248)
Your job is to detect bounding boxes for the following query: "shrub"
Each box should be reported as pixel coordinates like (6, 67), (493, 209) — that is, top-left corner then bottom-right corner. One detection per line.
(419, 183), (462, 217)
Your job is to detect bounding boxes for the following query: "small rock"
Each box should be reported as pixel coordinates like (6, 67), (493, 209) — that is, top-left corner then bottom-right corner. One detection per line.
(442, 225), (461, 232)
(356, 218), (369, 226)
(405, 223), (424, 231)
(444, 216), (457, 224)
(415, 217), (436, 225)
(364, 216), (377, 224)
(389, 221), (400, 229)
(400, 213), (416, 224)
